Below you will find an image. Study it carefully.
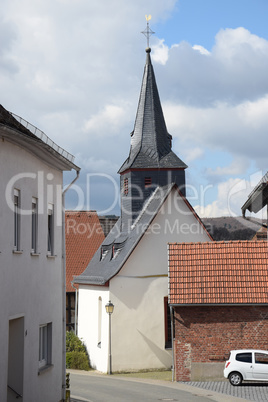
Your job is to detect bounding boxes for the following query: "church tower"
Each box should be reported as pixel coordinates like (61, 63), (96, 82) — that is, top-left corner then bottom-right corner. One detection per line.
(118, 43), (187, 231)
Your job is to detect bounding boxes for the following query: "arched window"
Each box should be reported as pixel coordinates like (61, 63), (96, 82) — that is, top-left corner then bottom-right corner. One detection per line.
(98, 297), (102, 347)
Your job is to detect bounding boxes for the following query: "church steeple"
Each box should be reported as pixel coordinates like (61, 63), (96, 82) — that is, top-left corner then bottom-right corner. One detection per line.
(118, 47), (187, 173)
(119, 22), (187, 231)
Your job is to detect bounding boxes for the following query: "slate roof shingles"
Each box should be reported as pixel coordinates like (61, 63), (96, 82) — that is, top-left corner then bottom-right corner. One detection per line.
(118, 49), (187, 174)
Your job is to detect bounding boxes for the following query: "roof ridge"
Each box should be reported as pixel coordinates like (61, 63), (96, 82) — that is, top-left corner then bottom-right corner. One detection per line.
(131, 185), (161, 229)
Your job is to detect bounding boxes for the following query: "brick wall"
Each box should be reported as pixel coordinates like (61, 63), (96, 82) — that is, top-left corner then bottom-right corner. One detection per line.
(174, 305), (268, 381)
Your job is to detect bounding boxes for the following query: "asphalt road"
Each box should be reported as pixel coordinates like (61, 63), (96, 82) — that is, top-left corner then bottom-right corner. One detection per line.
(69, 370), (247, 402)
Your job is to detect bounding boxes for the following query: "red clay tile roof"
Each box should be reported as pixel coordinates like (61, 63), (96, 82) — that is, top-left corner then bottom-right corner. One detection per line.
(65, 211), (105, 292)
(168, 240), (268, 305)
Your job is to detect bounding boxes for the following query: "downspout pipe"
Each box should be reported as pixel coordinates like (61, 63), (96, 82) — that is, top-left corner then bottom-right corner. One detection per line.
(170, 305), (175, 382)
(62, 168), (80, 401)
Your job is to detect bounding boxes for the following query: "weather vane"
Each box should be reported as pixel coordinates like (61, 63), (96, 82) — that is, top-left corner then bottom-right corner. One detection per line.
(141, 15), (155, 48)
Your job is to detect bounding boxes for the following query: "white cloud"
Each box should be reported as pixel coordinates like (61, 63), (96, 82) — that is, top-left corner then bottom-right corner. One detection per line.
(1, 2), (268, 215)
(152, 39), (169, 65)
(206, 157), (248, 177)
(194, 172), (268, 218)
(192, 45), (210, 55)
(194, 178), (248, 217)
(83, 103), (131, 136)
(213, 27), (268, 61)
(163, 95), (268, 168)
(183, 147), (204, 162)
(77, 154), (119, 175)
(157, 27), (268, 107)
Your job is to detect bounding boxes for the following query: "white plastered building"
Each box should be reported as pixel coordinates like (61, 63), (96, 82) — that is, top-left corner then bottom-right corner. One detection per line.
(0, 105), (79, 401)
(75, 47), (212, 373)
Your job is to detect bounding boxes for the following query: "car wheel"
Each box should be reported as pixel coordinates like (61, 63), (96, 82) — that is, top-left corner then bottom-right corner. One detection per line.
(229, 372), (242, 386)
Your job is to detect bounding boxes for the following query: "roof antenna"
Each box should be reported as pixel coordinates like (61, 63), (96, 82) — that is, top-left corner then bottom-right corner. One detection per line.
(141, 15), (155, 50)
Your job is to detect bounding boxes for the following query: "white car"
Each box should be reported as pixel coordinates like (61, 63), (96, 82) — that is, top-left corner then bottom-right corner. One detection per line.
(224, 349), (268, 385)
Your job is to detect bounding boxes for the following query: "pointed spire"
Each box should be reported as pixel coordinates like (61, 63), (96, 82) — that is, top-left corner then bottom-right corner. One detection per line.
(118, 45), (186, 173)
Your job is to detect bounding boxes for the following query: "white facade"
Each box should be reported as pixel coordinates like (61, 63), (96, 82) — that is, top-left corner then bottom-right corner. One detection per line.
(0, 118), (79, 401)
(78, 188), (212, 372)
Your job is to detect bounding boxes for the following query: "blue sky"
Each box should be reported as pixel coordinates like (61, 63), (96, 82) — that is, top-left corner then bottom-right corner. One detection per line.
(1, 0), (268, 218)
(157, 0), (268, 49)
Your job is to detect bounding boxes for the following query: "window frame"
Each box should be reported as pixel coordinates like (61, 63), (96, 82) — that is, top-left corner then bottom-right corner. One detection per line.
(47, 204), (54, 256)
(14, 189), (21, 251)
(255, 352), (268, 365)
(39, 323), (52, 369)
(31, 197), (38, 253)
(235, 352), (252, 363)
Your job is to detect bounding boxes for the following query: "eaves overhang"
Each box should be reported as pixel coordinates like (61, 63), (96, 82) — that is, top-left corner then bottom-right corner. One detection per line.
(242, 172), (268, 215)
(1, 124), (80, 172)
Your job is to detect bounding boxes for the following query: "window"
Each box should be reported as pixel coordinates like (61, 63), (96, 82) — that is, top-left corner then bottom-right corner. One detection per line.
(112, 244), (123, 260)
(124, 178), (128, 195)
(47, 204), (54, 255)
(31, 198), (38, 253)
(236, 353), (252, 363)
(164, 297), (172, 349)
(145, 177), (152, 188)
(14, 189), (20, 251)
(100, 247), (109, 261)
(39, 323), (52, 369)
(255, 352), (268, 365)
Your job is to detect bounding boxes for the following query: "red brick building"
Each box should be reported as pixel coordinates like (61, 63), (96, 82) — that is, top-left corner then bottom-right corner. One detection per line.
(168, 240), (268, 381)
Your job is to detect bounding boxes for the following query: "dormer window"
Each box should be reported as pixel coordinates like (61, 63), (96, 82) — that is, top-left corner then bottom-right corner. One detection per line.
(100, 247), (109, 261)
(124, 178), (129, 195)
(112, 245), (122, 260)
(145, 177), (152, 188)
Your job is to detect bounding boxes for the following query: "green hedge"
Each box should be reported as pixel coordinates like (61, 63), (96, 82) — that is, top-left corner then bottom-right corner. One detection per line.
(66, 351), (90, 370)
(66, 331), (90, 370)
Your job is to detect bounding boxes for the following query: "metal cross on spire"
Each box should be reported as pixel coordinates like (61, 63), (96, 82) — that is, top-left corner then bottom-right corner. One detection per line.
(141, 15), (155, 48)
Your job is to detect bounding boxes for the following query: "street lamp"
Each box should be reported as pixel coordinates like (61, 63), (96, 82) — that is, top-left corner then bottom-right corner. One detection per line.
(105, 300), (114, 375)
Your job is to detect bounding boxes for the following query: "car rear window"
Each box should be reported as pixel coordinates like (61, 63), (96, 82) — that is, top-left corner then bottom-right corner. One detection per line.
(236, 352), (252, 363)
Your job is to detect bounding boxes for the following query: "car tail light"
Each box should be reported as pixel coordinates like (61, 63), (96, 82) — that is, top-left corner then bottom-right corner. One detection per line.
(225, 362), (230, 368)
